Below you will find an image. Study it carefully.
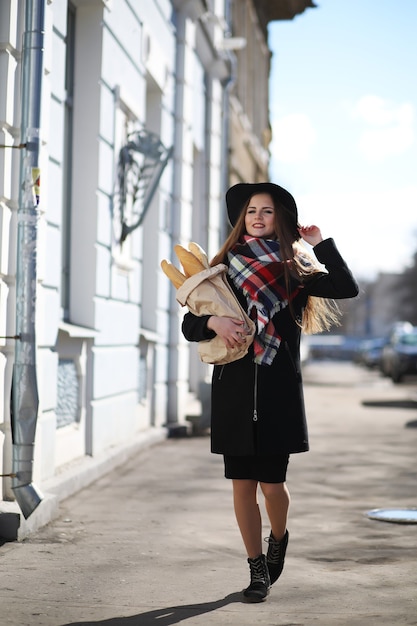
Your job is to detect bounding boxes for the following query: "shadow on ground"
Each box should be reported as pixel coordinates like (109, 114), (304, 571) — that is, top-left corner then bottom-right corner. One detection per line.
(361, 399), (417, 410)
(62, 591), (247, 626)
(361, 398), (417, 428)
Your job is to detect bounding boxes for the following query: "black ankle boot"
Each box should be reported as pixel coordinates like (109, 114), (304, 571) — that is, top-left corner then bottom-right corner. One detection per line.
(265, 529), (289, 584)
(243, 553), (270, 602)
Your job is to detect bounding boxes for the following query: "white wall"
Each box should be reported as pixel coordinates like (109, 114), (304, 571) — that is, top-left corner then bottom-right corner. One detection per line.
(0, 0), (229, 505)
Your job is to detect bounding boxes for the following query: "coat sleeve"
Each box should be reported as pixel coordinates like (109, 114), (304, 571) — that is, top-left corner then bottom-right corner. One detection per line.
(303, 238), (359, 299)
(182, 313), (217, 342)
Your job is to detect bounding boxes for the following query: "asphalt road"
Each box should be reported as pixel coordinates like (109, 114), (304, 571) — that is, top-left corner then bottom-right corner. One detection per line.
(1, 361), (416, 626)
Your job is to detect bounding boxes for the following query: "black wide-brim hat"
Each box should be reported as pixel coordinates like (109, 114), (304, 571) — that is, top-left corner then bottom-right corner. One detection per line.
(226, 182), (299, 231)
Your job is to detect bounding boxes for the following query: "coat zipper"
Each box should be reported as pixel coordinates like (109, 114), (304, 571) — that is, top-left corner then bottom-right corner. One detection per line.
(253, 363), (258, 421)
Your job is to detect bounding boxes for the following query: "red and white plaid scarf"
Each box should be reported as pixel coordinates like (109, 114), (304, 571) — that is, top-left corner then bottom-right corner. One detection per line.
(228, 236), (301, 365)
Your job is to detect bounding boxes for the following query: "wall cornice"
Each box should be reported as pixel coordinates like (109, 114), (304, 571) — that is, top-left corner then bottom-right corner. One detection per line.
(255, 0), (317, 34)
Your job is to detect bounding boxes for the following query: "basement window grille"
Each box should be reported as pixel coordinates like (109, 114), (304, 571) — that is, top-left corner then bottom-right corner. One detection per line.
(56, 358), (80, 428)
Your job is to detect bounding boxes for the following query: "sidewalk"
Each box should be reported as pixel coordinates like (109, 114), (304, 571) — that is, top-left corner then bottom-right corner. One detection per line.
(1, 362), (417, 625)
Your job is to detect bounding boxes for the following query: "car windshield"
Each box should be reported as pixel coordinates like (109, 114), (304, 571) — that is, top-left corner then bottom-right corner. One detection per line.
(400, 332), (417, 346)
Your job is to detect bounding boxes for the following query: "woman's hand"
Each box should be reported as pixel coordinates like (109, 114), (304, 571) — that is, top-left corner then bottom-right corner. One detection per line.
(298, 225), (323, 247)
(207, 316), (247, 349)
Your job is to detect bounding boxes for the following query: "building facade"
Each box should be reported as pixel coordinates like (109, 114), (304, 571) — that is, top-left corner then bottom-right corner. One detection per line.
(0, 0), (313, 535)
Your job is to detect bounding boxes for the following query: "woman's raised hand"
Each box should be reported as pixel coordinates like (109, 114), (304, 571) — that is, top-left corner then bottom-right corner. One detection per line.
(298, 225), (323, 247)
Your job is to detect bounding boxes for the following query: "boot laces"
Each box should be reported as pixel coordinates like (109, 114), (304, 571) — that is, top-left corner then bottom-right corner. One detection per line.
(265, 535), (283, 564)
(248, 556), (267, 583)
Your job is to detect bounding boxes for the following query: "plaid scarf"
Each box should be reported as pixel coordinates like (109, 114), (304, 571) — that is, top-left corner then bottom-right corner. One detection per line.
(227, 236), (301, 365)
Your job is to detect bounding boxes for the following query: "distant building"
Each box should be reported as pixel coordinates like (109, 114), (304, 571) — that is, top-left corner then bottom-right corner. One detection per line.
(352, 273), (410, 338)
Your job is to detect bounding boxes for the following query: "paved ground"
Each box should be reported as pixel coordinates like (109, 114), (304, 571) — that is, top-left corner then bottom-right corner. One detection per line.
(1, 361), (417, 626)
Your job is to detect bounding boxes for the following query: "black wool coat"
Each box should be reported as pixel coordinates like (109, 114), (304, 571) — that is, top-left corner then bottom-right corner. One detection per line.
(182, 238), (359, 457)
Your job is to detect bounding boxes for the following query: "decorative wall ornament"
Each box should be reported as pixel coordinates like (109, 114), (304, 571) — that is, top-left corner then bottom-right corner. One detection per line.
(115, 128), (173, 243)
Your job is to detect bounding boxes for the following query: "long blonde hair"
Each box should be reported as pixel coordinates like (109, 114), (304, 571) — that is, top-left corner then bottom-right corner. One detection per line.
(211, 195), (341, 334)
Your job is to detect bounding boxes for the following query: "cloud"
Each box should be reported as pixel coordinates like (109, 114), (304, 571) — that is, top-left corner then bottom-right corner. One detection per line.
(296, 185), (417, 279)
(352, 96), (414, 161)
(271, 113), (317, 163)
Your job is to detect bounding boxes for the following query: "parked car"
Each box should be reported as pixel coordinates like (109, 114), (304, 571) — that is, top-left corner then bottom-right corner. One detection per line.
(380, 326), (417, 383)
(379, 321), (413, 376)
(307, 335), (361, 361)
(357, 337), (387, 369)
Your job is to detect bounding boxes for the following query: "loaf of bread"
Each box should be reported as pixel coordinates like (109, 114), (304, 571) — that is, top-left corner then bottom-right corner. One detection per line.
(188, 242), (209, 268)
(174, 244), (206, 277)
(160, 259), (186, 289)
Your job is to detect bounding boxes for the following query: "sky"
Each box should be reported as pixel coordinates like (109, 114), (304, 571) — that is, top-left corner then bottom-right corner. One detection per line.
(267, 0), (417, 281)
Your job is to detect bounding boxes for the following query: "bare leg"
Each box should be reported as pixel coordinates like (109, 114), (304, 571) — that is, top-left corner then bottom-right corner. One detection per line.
(260, 481), (290, 540)
(232, 479), (262, 558)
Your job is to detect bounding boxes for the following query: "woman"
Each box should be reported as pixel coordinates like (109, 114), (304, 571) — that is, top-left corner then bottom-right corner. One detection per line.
(182, 182), (359, 602)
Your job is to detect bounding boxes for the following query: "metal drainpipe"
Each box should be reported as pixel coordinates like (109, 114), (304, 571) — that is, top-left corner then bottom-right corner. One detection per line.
(10, 0), (45, 519)
(220, 0), (236, 240)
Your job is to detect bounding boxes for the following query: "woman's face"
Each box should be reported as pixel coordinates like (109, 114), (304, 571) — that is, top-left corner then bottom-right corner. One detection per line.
(244, 193), (276, 239)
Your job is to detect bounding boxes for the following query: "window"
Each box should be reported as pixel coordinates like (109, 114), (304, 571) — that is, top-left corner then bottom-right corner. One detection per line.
(112, 94), (139, 263)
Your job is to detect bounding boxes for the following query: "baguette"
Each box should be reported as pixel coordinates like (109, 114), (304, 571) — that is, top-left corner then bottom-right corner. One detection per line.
(174, 244), (206, 277)
(160, 259), (186, 289)
(188, 242), (209, 268)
